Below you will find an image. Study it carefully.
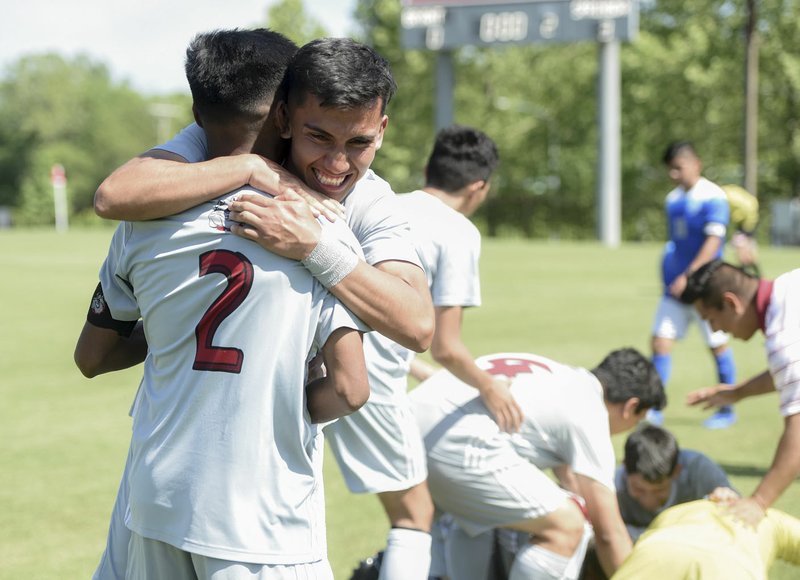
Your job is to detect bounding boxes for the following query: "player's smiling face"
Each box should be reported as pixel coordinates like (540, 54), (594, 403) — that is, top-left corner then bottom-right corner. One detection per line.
(279, 94), (387, 203)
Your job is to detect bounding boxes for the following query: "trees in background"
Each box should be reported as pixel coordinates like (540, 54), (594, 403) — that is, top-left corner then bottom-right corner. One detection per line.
(355, 0), (800, 241)
(0, 53), (191, 225)
(0, 0), (797, 237)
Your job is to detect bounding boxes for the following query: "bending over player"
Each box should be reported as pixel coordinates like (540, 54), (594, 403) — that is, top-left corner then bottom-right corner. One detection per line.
(411, 348), (666, 579)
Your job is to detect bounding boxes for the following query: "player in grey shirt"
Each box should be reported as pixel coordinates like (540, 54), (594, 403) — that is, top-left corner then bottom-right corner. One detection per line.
(615, 424), (736, 541)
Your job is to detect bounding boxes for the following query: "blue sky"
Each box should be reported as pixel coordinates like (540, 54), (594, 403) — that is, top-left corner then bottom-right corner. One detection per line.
(0, 0), (357, 95)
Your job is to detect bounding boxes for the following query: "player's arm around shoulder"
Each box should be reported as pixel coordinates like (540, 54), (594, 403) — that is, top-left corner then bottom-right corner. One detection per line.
(576, 474), (632, 577)
(94, 148), (272, 221)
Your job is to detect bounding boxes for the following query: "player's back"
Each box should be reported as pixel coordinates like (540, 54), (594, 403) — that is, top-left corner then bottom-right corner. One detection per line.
(102, 191), (358, 563)
(612, 500), (776, 579)
(412, 352), (607, 472)
(397, 190), (481, 296)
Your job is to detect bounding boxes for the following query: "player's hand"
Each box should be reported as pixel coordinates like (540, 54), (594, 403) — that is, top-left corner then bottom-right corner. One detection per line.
(247, 156), (345, 222)
(274, 189), (346, 223)
(228, 193), (322, 260)
(668, 273), (688, 299)
(707, 486), (739, 504)
(480, 376), (524, 433)
(727, 496), (766, 528)
(686, 383), (737, 410)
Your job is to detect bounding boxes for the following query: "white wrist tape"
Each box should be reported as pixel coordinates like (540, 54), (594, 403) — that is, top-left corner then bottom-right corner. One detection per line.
(301, 225), (359, 288)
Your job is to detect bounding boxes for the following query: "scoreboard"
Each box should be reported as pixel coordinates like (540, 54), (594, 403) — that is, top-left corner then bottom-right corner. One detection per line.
(400, 0), (638, 50)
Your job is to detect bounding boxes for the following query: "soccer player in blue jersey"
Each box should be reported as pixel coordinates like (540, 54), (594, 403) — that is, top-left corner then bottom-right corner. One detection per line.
(649, 141), (737, 429)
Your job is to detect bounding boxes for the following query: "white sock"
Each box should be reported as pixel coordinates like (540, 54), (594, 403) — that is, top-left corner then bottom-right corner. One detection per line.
(379, 527), (432, 580)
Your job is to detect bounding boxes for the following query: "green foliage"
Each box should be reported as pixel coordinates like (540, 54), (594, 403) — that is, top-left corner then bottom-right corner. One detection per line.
(353, 0), (800, 240)
(0, 53), (191, 225)
(266, 0), (329, 46)
(1, 0), (799, 237)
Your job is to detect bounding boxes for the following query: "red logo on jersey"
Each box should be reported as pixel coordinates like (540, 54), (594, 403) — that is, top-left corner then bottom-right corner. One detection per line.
(482, 356), (551, 378)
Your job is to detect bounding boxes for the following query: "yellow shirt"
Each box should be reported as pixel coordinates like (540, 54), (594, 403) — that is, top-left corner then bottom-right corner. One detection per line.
(612, 500), (800, 579)
(723, 184), (760, 234)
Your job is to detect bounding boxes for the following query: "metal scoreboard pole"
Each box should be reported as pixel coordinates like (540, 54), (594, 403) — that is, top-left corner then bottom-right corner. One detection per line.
(436, 52), (455, 129)
(400, 0), (639, 247)
(597, 22), (621, 247)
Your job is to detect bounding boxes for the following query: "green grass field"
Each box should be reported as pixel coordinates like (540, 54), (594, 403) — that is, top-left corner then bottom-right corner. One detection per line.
(2, 228), (799, 579)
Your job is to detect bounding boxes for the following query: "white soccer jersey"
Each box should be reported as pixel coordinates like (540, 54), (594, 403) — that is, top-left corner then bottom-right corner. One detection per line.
(357, 191), (483, 404)
(98, 188), (367, 565)
(156, 125), (427, 496)
(324, 191), (485, 493)
(764, 269), (800, 417)
(157, 123), (422, 271)
(401, 190), (481, 308)
(411, 352), (616, 490)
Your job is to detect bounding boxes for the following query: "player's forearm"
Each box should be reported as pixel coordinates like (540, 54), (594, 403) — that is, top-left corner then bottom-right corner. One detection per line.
(580, 476), (632, 576)
(752, 414), (800, 510)
(431, 341), (493, 393)
(552, 464), (580, 494)
(95, 155), (260, 220)
(687, 236), (724, 273)
(328, 261), (434, 352)
(307, 329), (369, 423)
(594, 524), (633, 576)
(305, 377), (368, 423)
(74, 322), (147, 378)
(735, 370), (775, 401)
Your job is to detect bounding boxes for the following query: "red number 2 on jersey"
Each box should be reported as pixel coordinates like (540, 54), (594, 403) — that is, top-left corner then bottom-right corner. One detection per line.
(193, 249), (254, 373)
(482, 355), (552, 378)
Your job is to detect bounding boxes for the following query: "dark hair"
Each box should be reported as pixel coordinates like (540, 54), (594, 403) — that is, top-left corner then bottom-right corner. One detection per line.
(425, 125), (499, 192)
(623, 425), (680, 481)
(662, 140), (698, 165)
(681, 259), (758, 307)
(282, 37), (396, 114)
(591, 348), (666, 414)
(185, 28), (297, 124)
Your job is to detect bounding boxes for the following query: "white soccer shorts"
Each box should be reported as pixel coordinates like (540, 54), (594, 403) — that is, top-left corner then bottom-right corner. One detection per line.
(652, 295), (729, 348)
(324, 398), (427, 494)
(425, 454), (569, 537)
(126, 533), (334, 580)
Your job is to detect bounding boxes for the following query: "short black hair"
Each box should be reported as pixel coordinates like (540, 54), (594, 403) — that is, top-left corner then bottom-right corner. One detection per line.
(591, 348), (666, 414)
(681, 259), (757, 307)
(185, 28), (297, 124)
(623, 425), (680, 481)
(662, 140), (698, 165)
(425, 125), (499, 192)
(282, 37), (396, 114)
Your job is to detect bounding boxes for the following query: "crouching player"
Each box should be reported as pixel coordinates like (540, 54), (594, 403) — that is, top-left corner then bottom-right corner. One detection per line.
(411, 348), (666, 579)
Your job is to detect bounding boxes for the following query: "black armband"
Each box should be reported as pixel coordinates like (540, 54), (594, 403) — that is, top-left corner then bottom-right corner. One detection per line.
(86, 282), (138, 337)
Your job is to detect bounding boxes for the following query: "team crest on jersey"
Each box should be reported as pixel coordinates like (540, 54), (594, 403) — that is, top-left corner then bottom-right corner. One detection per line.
(91, 287), (107, 315)
(208, 198), (234, 232)
(478, 354), (552, 378)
